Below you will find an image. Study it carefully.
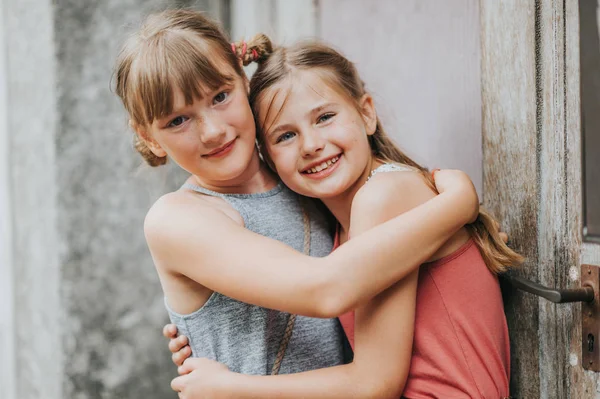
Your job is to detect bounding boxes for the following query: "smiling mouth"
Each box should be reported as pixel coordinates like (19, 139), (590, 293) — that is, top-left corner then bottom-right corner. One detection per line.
(203, 138), (236, 158)
(302, 155), (340, 174)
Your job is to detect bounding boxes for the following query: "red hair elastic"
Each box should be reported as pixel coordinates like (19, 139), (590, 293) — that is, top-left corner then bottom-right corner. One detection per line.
(252, 48), (258, 60)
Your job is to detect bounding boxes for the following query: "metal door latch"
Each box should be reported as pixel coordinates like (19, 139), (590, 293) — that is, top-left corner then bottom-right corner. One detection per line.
(503, 264), (599, 371)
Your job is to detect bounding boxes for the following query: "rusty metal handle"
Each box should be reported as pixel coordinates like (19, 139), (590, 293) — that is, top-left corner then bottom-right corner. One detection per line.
(503, 274), (595, 303)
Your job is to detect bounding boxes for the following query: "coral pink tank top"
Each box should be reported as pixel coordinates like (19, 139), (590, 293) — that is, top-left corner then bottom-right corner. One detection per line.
(334, 233), (511, 398)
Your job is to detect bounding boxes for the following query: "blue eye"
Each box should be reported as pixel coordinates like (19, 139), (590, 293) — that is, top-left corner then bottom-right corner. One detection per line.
(213, 91), (229, 104)
(167, 116), (189, 128)
(276, 132), (296, 143)
(317, 113), (335, 124)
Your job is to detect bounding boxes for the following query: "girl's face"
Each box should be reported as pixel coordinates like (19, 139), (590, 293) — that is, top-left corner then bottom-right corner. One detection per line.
(259, 70), (377, 199)
(139, 72), (257, 184)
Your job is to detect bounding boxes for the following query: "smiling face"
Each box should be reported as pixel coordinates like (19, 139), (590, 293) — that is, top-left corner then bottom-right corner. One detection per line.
(258, 70), (377, 199)
(136, 69), (259, 185)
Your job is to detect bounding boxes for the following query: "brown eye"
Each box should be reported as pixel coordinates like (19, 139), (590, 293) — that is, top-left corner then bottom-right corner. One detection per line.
(213, 91), (229, 105)
(167, 116), (188, 128)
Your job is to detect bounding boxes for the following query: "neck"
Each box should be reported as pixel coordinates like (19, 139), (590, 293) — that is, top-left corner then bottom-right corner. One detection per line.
(321, 156), (383, 239)
(191, 150), (278, 194)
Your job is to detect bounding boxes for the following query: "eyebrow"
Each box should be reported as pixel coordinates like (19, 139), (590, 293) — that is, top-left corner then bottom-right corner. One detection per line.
(266, 102), (336, 139)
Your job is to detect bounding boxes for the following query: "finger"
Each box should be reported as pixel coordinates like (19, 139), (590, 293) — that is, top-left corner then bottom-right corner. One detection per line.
(169, 335), (189, 353)
(163, 324), (177, 339)
(173, 346), (192, 367)
(172, 351), (186, 367)
(171, 375), (184, 392)
(499, 232), (509, 244)
(178, 357), (197, 375)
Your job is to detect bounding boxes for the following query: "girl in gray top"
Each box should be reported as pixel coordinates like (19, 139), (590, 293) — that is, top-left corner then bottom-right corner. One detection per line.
(114, 9), (478, 380)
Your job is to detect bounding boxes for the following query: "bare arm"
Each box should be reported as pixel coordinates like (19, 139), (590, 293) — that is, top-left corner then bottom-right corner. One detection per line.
(171, 171), (434, 399)
(147, 170), (477, 318)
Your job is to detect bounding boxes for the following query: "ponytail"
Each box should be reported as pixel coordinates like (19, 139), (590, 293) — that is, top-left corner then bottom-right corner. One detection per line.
(231, 34), (274, 66)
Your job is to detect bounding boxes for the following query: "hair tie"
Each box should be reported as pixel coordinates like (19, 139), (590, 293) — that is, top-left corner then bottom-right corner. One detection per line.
(241, 41), (247, 57)
(231, 43), (236, 53)
(251, 48), (258, 61)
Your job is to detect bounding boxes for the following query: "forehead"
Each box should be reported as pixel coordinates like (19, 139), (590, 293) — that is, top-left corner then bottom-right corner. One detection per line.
(258, 70), (347, 126)
(130, 39), (241, 125)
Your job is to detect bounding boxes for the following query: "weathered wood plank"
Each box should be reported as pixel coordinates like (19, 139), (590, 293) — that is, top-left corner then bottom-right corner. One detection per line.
(569, 0), (600, 396)
(480, 1), (540, 397)
(537, 1), (572, 397)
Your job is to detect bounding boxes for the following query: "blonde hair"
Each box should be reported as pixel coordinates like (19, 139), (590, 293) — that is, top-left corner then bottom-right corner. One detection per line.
(247, 38), (523, 274)
(114, 9), (250, 166)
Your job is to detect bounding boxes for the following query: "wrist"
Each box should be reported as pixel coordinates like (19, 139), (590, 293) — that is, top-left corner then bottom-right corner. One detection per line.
(221, 372), (253, 399)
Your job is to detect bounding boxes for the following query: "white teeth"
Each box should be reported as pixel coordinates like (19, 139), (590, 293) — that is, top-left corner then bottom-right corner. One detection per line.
(304, 155), (340, 174)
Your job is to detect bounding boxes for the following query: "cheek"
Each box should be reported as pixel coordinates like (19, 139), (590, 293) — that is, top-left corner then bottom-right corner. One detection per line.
(227, 98), (255, 129)
(268, 148), (298, 178)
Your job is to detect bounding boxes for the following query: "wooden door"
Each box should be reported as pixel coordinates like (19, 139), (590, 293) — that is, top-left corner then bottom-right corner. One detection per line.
(482, 0), (600, 397)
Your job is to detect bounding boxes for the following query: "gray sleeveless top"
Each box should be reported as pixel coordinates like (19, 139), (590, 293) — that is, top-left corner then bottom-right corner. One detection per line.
(165, 181), (347, 375)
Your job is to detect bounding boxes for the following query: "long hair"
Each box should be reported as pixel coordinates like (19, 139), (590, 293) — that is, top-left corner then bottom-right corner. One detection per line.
(246, 38), (523, 274)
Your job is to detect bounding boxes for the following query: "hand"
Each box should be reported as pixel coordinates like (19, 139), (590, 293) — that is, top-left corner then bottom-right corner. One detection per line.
(163, 323), (192, 369)
(171, 358), (231, 399)
(432, 169), (479, 223)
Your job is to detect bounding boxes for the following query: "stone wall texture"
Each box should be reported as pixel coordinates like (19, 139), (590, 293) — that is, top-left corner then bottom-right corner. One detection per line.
(55, 2), (225, 398)
(4, 1), (226, 398)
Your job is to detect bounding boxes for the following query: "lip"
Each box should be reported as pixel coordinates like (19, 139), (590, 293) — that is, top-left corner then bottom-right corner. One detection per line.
(301, 154), (342, 180)
(203, 138), (237, 158)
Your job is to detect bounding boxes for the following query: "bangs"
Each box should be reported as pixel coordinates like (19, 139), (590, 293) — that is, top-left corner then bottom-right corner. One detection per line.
(127, 31), (236, 125)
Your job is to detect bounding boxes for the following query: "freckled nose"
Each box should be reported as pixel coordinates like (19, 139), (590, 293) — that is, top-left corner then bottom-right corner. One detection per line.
(199, 116), (226, 144)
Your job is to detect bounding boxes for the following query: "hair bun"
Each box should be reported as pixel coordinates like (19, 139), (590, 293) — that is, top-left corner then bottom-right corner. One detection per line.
(233, 33), (273, 66)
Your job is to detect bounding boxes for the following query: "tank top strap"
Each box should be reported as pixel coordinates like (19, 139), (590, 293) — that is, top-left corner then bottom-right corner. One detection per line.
(181, 182), (230, 199)
(367, 163), (415, 182)
(181, 181), (284, 199)
(181, 181), (286, 228)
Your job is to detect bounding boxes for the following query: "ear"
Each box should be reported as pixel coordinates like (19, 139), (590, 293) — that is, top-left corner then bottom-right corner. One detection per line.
(130, 120), (167, 158)
(358, 94), (377, 136)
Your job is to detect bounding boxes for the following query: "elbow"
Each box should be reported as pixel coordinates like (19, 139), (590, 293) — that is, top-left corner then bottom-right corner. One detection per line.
(310, 269), (355, 318)
(315, 293), (350, 319)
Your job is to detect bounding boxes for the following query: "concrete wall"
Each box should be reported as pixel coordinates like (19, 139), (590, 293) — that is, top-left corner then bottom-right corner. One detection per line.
(318, 0), (483, 194)
(1, 1), (226, 398)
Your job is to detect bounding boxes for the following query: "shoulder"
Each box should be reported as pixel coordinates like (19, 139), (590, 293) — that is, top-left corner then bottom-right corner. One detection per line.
(350, 169), (436, 232)
(143, 190), (234, 250)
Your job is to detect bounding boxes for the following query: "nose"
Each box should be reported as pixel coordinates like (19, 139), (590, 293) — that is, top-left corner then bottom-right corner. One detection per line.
(301, 129), (325, 158)
(199, 113), (226, 145)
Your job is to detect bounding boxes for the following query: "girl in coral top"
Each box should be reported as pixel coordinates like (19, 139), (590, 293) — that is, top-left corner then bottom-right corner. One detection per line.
(167, 35), (521, 398)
